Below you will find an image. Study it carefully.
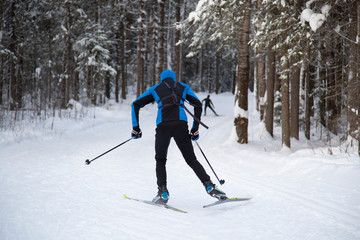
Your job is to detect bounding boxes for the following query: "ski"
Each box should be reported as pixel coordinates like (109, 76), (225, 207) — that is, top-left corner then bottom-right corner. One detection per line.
(123, 194), (187, 213)
(203, 197), (252, 208)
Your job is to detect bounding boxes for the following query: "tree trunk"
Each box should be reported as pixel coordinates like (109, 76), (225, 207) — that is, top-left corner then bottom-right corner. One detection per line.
(347, 0), (359, 146)
(121, 17), (127, 100)
(305, 57), (311, 140)
(0, 55), (3, 106)
(64, 1), (72, 107)
(326, 34), (338, 135)
(150, 4), (157, 86)
(215, 45), (220, 94)
(290, 61), (300, 140)
(157, 0), (165, 73)
(174, 0), (181, 79)
(0, 0), (3, 106)
(281, 60), (290, 148)
(234, 0), (250, 144)
(136, 0), (144, 97)
(15, 46), (23, 109)
(265, 43), (275, 137)
(257, 0), (266, 120)
(207, 60), (212, 93)
(258, 48), (266, 121)
(105, 73), (110, 99)
(199, 48), (204, 91)
(74, 71), (79, 101)
(115, 38), (120, 103)
(358, 2), (360, 156)
(87, 66), (92, 102)
(9, 1), (17, 110)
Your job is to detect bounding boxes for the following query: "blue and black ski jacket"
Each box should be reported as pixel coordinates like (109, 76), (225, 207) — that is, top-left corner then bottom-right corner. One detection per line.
(131, 70), (202, 130)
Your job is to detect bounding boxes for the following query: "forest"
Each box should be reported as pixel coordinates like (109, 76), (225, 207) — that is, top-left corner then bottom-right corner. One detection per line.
(0, 0), (359, 155)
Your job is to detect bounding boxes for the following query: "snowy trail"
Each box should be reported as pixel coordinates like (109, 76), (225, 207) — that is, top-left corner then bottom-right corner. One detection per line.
(1, 93), (360, 240)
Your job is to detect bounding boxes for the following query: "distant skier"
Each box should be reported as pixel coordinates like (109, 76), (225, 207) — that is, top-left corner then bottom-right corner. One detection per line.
(131, 69), (226, 204)
(202, 95), (219, 116)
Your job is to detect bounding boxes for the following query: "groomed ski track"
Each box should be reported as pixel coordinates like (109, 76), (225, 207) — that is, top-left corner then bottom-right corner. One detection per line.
(0, 92), (359, 240)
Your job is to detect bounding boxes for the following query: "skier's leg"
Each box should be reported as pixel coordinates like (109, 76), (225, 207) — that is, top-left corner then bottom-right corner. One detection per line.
(209, 106), (218, 116)
(173, 122), (210, 183)
(155, 124), (172, 188)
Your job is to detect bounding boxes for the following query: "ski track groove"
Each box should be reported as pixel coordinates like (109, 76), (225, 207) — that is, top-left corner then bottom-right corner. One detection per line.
(226, 170), (360, 230)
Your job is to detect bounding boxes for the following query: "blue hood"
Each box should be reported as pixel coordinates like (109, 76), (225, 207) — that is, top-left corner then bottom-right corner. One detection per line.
(160, 69), (176, 81)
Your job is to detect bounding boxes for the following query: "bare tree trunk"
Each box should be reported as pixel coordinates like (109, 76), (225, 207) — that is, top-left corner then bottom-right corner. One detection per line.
(200, 48), (204, 91)
(105, 74), (110, 100)
(136, 0), (144, 97)
(87, 66), (92, 102)
(0, 0), (3, 106)
(15, 46), (23, 109)
(64, 1), (73, 107)
(121, 18), (127, 100)
(0, 55), (3, 106)
(215, 44), (220, 94)
(9, 1), (17, 110)
(207, 60), (212, 93)
(265, 43), (275, 137)
(290, 61), (300, 140)
(72, 70), (78, 101)
(258, 48), (266, 120)
(326, 34), (338, 135)
(180, 0), (186, 83)
(174, 0), (181, 79)
(157, 0), (165, 73)
(115, 29), (120, 103)
(347, 0), (359, 148)
(304, 56), (311, 140)
(150, 4), (157, 86)
(281, 59), (290, 148)
(257, 0), (266, 120)
(234, 0), (250, 144)
(358, 2), (360, 156)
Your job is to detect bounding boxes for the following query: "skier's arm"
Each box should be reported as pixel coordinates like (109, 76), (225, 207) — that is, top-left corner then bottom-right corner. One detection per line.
(185, 87), (202, 130)
(131, 89), (155, 128)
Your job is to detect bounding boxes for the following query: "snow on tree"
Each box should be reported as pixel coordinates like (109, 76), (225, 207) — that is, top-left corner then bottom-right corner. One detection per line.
(75, 21), (116, 105)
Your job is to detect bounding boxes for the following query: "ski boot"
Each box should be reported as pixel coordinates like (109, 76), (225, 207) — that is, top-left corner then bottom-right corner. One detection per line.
(203, 180), (227, 200)
(152, 185), (169, 204)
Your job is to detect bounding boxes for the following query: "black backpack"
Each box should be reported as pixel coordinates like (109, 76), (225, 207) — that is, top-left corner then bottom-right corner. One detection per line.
(159, 80), (209, 129)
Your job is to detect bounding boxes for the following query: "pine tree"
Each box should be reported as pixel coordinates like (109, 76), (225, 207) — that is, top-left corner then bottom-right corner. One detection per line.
(75, 20), (116, 105)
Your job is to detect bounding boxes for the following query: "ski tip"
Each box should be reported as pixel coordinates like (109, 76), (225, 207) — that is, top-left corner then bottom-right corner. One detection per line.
(123, 194), (129, 199)
(167, 206), (187, 213)
(229, 197), (252, 200)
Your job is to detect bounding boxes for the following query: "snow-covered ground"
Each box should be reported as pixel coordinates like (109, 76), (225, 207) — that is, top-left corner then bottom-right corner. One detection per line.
(1, 92), (359, 240)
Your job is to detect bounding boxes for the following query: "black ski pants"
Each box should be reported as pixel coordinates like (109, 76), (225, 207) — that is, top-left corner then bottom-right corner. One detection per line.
(155, 121), (210, 188)
(204, 104), (217, 116)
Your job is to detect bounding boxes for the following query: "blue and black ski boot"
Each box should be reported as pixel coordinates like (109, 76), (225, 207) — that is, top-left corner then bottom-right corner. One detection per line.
(152, 185), (169, 204)
(203, 180), (227, 200)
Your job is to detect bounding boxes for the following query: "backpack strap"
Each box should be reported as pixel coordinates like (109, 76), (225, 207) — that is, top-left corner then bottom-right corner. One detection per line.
(160, 81), (209, 129)
(160, 81), (183, 108)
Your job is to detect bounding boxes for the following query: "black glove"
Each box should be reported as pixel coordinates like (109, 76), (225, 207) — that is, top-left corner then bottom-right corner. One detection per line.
(190, 128), (199, 141)
(131, 126), (142, 139)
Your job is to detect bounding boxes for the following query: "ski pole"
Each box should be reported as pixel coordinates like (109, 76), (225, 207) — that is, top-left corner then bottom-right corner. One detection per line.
(194, 140), (225, 185)
(85, 138), (133, 165)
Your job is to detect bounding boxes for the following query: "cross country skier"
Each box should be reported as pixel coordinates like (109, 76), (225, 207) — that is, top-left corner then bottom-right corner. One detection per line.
(131, 69), (226, 204)
(202, 95), (219, 116)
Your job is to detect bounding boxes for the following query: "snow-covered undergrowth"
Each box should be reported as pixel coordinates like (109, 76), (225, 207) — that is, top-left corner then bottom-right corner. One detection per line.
(1, 92), (359, 240)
